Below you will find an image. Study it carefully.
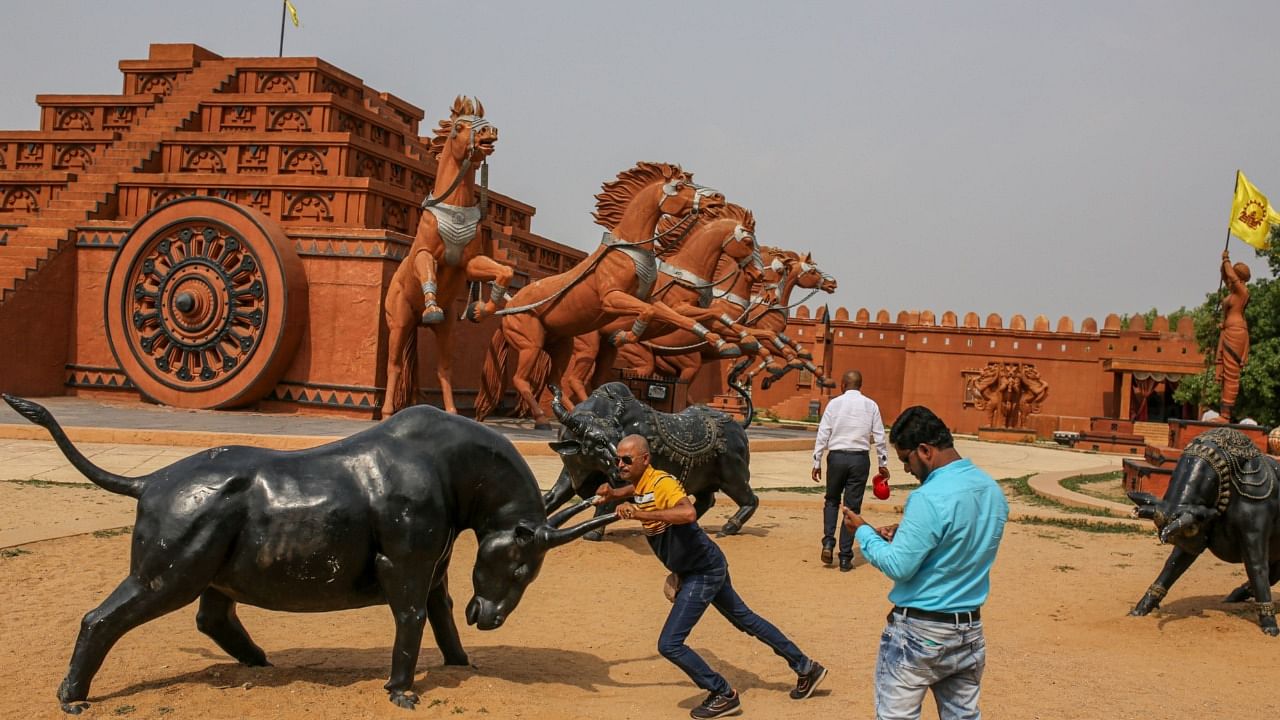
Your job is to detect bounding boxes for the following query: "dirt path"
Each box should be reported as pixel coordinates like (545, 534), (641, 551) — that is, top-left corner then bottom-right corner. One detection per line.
(2, 495), (1276, 720)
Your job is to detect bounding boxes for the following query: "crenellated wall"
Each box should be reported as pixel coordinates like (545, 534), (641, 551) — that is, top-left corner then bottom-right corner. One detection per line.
(702, 306), (1204, 435)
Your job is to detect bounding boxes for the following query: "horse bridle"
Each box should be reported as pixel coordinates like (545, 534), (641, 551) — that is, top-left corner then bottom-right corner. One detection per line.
(421, 113), (493, 214)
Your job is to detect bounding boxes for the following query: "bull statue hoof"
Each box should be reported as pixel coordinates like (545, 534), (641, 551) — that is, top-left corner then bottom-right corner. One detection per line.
(1224, 584), (1253, 603)
(421, 307), (445, 325)
(60, 702), (89, 716)
(719, 520), (743, 536)
(1263, 624), (1279, 637)
(388, 690), (420, 709)
(584, 528), (605, 542)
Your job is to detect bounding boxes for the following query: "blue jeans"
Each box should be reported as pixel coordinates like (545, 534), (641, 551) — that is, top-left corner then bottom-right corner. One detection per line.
(658, 564), (811, 696)
(874, 614), (985, 719)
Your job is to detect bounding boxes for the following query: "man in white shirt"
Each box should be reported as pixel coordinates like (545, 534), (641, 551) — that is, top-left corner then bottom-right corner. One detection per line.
(811, 370), (890, 571)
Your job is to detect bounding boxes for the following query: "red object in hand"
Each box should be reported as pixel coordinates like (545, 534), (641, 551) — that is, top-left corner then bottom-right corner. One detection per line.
(872, 473), (891, 500)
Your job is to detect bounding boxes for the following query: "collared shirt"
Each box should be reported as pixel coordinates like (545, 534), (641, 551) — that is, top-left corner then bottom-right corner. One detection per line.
(632, 466), (724, 576)
(813, 389), (889, 468)
(854, 458), (1008, 613)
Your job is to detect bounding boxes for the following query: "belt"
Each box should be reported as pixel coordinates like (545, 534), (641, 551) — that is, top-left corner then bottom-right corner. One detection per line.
(830, 449), (869, 455)
(888, 606), (980, 624)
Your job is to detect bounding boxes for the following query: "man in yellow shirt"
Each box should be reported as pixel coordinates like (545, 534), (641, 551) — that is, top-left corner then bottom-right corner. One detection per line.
(598, 434), (826, 718)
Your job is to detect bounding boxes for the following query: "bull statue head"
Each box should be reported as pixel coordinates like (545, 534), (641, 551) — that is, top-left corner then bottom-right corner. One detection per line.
(1128, 434), (1238, 547)
(466, 510), (615, 630)
(548, 385), (623, 474)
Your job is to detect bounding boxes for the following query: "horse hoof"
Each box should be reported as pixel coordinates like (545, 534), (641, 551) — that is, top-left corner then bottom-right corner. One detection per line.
(464, 301), (485, 323)
(718, 345), (743, 358)
(739, 340), (760, 353)
(533, 421), (552, 431)
(761, 377), (775, 390)
(421, 308), (445, 325)
(1263, 623), (1279, 637)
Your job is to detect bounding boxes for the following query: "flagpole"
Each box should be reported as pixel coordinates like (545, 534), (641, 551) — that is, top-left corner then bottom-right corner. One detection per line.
(1207, 171), (1240, 397)
(278, 1), (287, 57)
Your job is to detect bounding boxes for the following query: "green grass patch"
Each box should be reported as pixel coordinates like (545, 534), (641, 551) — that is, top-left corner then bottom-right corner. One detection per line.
(1013, 515), (1150, 536)
(756, 485), (827, 494)
(92, 527), (132, 539)
(997, 475), (1117, 518)
(1061, 471), (1130, 504)
(1, 547), (31, 558)
(5, 478), (93, 489)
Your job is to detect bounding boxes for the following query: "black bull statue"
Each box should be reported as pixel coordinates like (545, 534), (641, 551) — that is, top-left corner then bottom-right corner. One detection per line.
(543, 382), (758, 536)
(1128, 427), (1280, 635)
(1, 394), (615, 714)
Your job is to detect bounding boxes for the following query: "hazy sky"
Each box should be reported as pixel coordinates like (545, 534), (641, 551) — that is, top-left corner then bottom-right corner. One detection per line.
(5, 1), (1279, 323)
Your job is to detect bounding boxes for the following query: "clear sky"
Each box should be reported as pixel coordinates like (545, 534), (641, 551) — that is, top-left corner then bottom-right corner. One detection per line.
(5, 0), (1278, 323)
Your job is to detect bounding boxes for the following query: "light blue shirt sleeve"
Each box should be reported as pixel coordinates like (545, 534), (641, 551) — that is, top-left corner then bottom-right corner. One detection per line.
(855, 493), (943, 582)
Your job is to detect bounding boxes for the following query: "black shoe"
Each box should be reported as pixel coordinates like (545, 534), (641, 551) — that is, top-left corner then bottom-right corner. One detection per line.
(690, 690), (741, 718)
(839, 557), (853, 572)
(790, 661), (828, 700)
(820, 544), (834, 565)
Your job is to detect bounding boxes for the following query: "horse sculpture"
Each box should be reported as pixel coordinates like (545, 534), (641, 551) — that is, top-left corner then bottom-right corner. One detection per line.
(1129, 427), (1280, 635)
(473, 162), (731, 428)
(383, 97), (516, 416)
(557, 204), (764, 405)
(731, 249), (839, 390)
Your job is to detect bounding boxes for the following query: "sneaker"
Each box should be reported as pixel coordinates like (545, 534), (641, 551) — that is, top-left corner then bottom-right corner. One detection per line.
(690, 689), (742, 718)
(820, 544), (834, 565)
(790, 661), (828, 699)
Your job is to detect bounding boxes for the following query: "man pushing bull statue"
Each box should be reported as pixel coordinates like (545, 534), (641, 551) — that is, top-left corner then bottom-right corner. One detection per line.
(1, 393), (616, 715)
(597, 433), (827, 718)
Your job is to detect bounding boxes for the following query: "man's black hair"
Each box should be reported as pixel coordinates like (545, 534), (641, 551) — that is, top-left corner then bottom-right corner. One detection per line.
(889, 406), (954, 451)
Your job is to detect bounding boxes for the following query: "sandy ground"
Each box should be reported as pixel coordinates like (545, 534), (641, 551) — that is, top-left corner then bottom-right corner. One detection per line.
(3, 474), (1279, 719)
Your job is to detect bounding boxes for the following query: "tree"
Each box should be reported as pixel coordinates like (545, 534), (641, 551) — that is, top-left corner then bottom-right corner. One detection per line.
(1173, 225), (1280, 426)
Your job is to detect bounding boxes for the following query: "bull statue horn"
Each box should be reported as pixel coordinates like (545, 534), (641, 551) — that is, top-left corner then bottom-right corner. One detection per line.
(1158, 513), (1193, 544)
(547, 497), (596, 528)
(537, 513), (618, 549)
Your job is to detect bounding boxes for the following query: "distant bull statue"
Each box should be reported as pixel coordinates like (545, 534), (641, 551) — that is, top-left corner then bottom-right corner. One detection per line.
(1128, 427), (1280, 635)
(1, 394), (615, 714)
(544, 382), (758, 537)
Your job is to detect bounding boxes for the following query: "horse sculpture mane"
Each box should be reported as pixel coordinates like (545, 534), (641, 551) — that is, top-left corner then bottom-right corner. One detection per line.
(712, 202), (755, 232)
(592, 161), (689, 231)
(428, 96), (485, 157)
(654, 201), (754, 258)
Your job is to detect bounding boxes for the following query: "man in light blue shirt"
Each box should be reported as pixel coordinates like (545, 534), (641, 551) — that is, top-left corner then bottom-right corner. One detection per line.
(841, 406), (1008, 720)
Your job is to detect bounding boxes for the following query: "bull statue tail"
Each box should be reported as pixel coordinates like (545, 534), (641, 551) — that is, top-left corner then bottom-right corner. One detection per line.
(474, 330), (510, 422)
(2, 394), (144, 498)
(727, 377), (753, 429)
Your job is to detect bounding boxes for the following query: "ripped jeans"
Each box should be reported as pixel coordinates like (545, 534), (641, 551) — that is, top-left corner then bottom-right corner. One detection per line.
(874, 613), (986, 720)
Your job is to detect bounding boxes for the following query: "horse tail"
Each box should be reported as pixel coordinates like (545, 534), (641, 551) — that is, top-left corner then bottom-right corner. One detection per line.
(475, 330), (509, 421)
(519, 351), (553, 418)
(389, 327), (419, 414)
(2, 394), (145, 498)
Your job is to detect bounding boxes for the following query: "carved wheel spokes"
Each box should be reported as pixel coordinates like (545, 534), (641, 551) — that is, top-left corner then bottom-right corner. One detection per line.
(107, 197), (307, 409)
(127, 225), (267, 389)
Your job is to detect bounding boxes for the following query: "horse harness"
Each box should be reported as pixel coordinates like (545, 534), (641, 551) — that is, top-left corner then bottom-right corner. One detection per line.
(420, 113), (492, 267)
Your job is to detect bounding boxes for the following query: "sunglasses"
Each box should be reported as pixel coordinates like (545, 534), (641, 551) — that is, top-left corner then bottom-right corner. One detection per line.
(616, 455), (638, 466)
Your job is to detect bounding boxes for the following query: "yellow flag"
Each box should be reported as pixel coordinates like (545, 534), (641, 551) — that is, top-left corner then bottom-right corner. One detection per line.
(1229, 171), (1280, 249)
(286, 0), (300, 27)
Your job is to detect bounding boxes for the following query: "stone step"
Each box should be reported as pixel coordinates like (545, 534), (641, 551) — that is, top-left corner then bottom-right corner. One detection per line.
(1142, 445), (1182, 467)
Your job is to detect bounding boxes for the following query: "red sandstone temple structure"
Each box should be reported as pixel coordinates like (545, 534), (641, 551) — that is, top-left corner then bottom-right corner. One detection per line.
(0, 43), (1214, 437)
(0, 44), (584, 416)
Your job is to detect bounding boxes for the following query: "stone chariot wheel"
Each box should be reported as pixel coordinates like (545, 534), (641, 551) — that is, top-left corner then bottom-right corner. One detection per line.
(106, 197), (308, 409)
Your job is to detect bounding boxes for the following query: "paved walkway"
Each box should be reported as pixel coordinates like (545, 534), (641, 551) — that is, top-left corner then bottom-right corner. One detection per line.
(0, 395), (1141, 548)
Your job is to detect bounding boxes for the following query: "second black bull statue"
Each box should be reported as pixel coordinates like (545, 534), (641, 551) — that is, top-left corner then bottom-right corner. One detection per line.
(1128, 427), (1280, 635)
(544, 382), (758, 536)
(1, 394), (614, 714)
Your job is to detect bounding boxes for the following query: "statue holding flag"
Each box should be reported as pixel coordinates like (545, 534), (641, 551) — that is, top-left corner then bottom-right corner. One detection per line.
(1215, 249), (1250, 421)
(1215, 170), (1276, 421)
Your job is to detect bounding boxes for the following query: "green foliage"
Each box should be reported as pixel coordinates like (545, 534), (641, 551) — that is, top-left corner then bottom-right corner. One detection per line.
(1172, 229), (1280, 426)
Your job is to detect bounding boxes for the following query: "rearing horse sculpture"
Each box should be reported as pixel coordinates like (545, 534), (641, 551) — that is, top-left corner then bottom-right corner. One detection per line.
(731, 249), (839, 390)
(559, 204), (764, 405)
(383, 97), (516, 416)
(473, 162), (729, 428)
